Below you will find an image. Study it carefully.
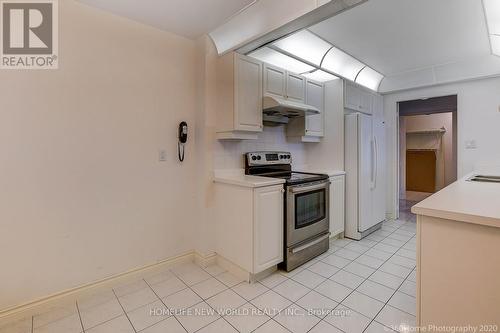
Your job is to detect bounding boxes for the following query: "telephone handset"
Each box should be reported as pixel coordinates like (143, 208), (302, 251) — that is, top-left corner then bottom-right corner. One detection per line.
(178, 121), (188, 162)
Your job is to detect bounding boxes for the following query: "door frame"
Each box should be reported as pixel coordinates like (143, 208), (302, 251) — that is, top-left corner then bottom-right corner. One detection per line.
(392, 93), (459, 219)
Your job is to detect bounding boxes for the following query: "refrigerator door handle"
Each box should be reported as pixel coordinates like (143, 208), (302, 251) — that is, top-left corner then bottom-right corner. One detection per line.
(370, 139), (375, 190)
(374, 136), (378, 190)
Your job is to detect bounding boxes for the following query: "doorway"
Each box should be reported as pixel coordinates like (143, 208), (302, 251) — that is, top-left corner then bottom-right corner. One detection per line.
(398, 95), (458, 220)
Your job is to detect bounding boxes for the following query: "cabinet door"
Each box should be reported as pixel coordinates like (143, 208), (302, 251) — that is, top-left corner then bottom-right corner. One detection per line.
(234, 54), (263, 132)
(345, 82), (360, 111)
(263, 64), (286, 98)
(372, 93), (384, 122)
(305, 79), (325, 137)
(359, 90), (373, 114)
(286, 72), (306, 102)
(330, 175), (346, 236)
(253, 185), (284, 273)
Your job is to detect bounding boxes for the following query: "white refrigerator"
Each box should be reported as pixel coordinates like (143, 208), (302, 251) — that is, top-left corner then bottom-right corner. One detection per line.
(345, 112), (386, 240)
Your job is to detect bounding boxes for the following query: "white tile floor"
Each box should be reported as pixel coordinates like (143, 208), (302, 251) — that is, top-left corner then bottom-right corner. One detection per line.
(0, 217), (417, 333)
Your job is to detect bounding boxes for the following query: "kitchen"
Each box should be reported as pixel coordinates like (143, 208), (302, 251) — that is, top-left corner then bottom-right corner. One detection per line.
(1, 0), (499, 333)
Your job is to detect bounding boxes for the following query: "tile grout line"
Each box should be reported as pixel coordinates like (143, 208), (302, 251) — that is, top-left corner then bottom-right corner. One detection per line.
(304, 221), (415, 333)
(111, 289), (138, 333)
(143, 276), (190, 333)
(167, 269), (241, 333)
(75, 301), (85, 333)
(260, 237), (374, 333)
(360, 225), (417, 333)
(8, 220), (416, 333)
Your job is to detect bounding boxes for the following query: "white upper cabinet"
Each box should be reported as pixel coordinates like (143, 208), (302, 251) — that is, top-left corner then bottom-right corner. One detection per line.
(305, 79), (325, 136)
(263, 64), (306, 103)
(345, 81), (373, 114)
(263, 64), (286, 98)
(285, 72), (306, 102)
(344, 81), (360, 111)
(236, 55), (263, 131)
(286, 78), (325, 141)
(216, 53), (263, 140)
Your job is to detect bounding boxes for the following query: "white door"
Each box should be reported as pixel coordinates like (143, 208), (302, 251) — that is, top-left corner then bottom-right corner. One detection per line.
(358, 113), (375, 232)
(263, 64), (285, 98)
(305, 79), (324, 137)
(253, 185), (284, 273)
(286, 72), (305, 102)
(329, 175), (345, 236)
(372, 97), (386, 224)
(235, 54), (263, 132)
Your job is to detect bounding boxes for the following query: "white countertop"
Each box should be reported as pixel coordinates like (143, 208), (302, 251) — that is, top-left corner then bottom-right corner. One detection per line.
(412, 172), (500, 228)
(213, 169), (285, 188)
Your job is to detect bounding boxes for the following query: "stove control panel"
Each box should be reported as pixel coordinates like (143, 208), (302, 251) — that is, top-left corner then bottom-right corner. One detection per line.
(246, 152), (292, 166)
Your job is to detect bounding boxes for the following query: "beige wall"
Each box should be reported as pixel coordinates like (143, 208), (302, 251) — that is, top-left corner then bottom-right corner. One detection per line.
(0, 1), (348, 311)
(0, 0), (199, 311)
(385, 77), (500, 217)
(400, 113), (455, 194)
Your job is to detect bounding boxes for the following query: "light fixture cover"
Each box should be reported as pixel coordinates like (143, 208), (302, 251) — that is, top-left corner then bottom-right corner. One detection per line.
(321, 47), (365, 81)
(483, 0), (500, 35)
(248, 47), (315, 74)
(272, 30), (332, 66)
(491, 35), (500, 56)
(355, 67), (384, 91)
(302, 70), (339, 82)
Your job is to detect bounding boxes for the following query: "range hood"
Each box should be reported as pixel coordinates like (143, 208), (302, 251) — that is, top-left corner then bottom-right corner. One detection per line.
(263, 96), (320, 119)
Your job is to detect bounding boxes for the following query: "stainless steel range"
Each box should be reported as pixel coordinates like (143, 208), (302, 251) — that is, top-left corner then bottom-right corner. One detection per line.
(245, 152), (330, 271)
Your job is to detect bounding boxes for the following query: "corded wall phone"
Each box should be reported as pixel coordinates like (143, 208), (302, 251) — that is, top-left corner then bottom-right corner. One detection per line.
(178, 121), (188, 162)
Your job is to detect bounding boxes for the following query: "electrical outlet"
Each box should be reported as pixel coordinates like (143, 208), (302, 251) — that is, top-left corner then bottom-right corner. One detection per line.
(159, 150), (167, 162)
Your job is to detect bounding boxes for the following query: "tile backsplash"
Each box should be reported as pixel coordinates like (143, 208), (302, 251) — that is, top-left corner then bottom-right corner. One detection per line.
(213, 125), (306, 170)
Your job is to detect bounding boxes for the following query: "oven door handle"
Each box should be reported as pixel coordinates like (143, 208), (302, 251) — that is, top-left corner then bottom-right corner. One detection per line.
(288, 181), (330, 193)
(291, 233), (331, 254)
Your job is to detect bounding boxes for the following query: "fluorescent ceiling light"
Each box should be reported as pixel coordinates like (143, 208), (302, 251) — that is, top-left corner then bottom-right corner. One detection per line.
(302, 70), (339, 82)
(483, 0), (500, 35)
(321, 47), (365, 81)
(491, 35), (500, 56)
(272, 30), (332, 66)
(355, 67), (384, 91)
(248, 47), (314, 74)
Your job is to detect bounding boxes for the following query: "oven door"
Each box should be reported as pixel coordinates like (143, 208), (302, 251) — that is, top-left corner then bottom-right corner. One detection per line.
(286, 180), (330, 246)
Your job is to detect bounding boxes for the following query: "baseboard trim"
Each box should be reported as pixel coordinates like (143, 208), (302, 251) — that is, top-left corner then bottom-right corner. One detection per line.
(193, 251), (217, 268)
(0, 250), (194, 321)
(330, 231), (344, 239)
(215, 255), (251, 282)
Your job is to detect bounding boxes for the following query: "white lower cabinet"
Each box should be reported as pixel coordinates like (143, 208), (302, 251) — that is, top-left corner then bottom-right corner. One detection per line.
(253, 186), (284, 272)
(329, 174), (345, 237)
(214, 183), (284, 275)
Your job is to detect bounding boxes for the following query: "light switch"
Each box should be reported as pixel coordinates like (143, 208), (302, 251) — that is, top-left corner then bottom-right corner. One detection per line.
(159, 150), (167, 161)
(465, 140), (477, 149)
